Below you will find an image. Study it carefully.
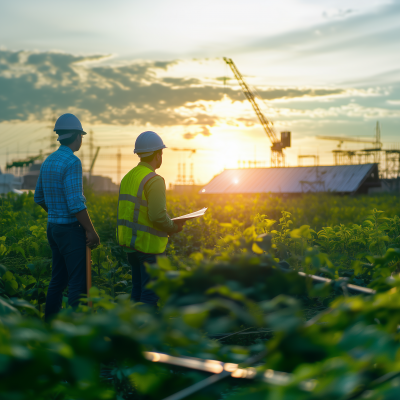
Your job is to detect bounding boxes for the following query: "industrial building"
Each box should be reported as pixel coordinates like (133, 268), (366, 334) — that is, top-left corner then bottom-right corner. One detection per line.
(0, 168), (23, 194)
(200, 164), (380, 195)
(1, 162), (118, 194)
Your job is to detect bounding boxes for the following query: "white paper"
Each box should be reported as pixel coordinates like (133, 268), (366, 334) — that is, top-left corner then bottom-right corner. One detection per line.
(171, 207), (207, 221)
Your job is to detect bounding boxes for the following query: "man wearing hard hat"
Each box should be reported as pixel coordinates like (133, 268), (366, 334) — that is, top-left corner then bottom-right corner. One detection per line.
(116, 131), (185, 307)
(34, 113), (100, 321)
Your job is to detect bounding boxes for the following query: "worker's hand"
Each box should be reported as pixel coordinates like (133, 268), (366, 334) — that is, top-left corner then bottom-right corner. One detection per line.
(173, 220), (186, 234)
(86, 230), (100, 249)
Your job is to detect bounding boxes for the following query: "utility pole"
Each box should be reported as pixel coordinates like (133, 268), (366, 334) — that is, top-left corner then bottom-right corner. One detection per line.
(117, 148), (121, 184)
(189, 163), (194, 184)
(375, 121), (381, 165)
(89, 130), (94, 167)
(182, 163), (186, 184)
(177, 163), (181, 184)
(48, 114), (57, 152)
(80, 149), (84, 172)
(89, 130), (94, 184)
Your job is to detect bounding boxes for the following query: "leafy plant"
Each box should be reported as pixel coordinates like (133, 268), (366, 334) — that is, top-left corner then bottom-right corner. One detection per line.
(2, 191), (400, 399)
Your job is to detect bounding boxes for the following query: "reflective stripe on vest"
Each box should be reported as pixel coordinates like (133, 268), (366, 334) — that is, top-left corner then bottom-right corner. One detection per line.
(117, 219), (168, 239)
(118, 194), (148, 207)
(117, 166), (168, 253)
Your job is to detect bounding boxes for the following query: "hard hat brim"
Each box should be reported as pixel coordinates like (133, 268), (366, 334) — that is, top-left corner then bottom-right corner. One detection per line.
(134, 144), (167, 154)
(54, 129), (87, 135)
(56, 131), (86, 141)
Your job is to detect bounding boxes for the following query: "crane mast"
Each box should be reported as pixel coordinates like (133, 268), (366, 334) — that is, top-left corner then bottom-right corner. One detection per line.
(223, 57), (290, 167)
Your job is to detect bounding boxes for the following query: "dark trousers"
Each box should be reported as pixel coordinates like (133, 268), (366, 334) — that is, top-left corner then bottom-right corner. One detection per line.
(127, 252), (161, 306)
(45, 221), (87, 322)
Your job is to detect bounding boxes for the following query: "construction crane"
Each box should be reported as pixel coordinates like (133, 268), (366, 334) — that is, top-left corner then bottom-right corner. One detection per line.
(223, 57), (291, 167)
(316, 136), (382, 149)
(317, 122), (384, 166)
(170, 148), (197, 156)
(317, 121), (382, 149)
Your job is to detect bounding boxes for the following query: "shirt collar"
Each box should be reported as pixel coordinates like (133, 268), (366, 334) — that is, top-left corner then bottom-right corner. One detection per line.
(138, 161), (155, 172)
(58, 145), (74, 155)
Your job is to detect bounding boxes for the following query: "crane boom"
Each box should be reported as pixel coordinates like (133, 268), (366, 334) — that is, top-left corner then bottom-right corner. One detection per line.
(223, 57), (279, 146)
(316, 136), (380, 145)
(170, 148), (197, 154)
(223, 57), (290, 167)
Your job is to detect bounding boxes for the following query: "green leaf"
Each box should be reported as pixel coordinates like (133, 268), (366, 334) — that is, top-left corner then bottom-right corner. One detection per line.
(0, 297), (20, 316)
(2, 271), (14, 282)
(156, 256), (172, 270)
(5, 280), (18, 295)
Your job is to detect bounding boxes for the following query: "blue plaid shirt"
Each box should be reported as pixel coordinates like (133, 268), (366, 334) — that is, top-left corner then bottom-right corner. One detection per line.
(34, 146), (87, 224)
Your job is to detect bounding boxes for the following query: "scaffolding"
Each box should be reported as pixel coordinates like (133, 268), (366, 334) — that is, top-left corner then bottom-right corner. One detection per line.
(299, 166), (326, 193)
(176, 163), (195, 185)
(298, 155), (319, 167)
(318, 121), (400, 179)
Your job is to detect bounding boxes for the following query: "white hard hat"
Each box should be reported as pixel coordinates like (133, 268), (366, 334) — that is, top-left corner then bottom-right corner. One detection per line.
(54, 113), (87, 141)
(134, 131), (167, 157)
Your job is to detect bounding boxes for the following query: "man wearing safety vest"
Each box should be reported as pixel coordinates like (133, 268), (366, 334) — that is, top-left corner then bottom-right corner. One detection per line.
(117, 131), (185, 306)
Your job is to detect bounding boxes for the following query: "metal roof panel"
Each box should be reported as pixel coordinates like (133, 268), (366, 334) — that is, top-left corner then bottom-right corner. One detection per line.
(200, 164), (376, 194)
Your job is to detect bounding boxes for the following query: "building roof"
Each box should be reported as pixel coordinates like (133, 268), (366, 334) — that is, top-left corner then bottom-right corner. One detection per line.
(200, 164), (378, 194)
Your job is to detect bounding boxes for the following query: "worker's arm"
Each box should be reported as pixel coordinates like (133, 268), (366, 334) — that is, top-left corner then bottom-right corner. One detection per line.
(64, 159), (100, 248)
(145, 176), (181, 234)
(33, 169), (47, 212)
(75, 209), (100, 248)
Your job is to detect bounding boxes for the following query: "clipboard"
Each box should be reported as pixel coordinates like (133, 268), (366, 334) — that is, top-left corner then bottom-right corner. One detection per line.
(172, 207), (207, 222)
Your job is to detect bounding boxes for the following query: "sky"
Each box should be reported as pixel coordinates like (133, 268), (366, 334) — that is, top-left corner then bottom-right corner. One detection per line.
(1, 0), (399, 185)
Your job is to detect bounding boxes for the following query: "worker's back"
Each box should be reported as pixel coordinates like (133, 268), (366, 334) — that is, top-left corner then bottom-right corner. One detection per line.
(35, 145), (85, 224)
(34, 113), (100, 322)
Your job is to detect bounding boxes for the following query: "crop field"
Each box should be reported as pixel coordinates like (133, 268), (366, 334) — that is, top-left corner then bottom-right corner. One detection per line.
(2, 190), (400, 399)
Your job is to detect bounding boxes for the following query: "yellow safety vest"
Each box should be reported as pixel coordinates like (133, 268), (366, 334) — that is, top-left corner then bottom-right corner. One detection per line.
(117, 164), (168, 254)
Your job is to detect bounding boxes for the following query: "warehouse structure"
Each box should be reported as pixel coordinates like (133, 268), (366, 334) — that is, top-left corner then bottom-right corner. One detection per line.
(200, 164), (380, 195)
(0, 168), (23, 194)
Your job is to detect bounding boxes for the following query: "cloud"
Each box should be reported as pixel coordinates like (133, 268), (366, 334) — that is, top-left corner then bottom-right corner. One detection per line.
(0, 49), (360, 129)
(0, 50), (219, 126)
(259, 102), (400, 120)
(322, 8), (354, 20)
(256, 87), (344, 101)
(183, 126), (211, 140)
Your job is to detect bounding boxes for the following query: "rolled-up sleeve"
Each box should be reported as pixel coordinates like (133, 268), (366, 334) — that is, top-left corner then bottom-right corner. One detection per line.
(63, 159), (87, 214)
(34, 170), (45, 205)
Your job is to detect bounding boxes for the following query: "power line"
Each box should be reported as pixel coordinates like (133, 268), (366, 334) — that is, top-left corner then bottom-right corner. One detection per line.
(0, 124), (23, 137)
(1, 125), (46, 149)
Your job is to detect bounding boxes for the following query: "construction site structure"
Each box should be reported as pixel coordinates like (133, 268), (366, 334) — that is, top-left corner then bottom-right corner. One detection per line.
(171, 148), (197, 185)
(237, 160), (266, 168)
(317, 121), (400, 178)
(175, 163), (195, 185)
(223, 57), (291, 167)
(298, 155), (319, 167)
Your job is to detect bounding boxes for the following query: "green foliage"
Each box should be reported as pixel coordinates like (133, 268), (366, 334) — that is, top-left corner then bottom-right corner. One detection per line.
(1, 191), (400, 399)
